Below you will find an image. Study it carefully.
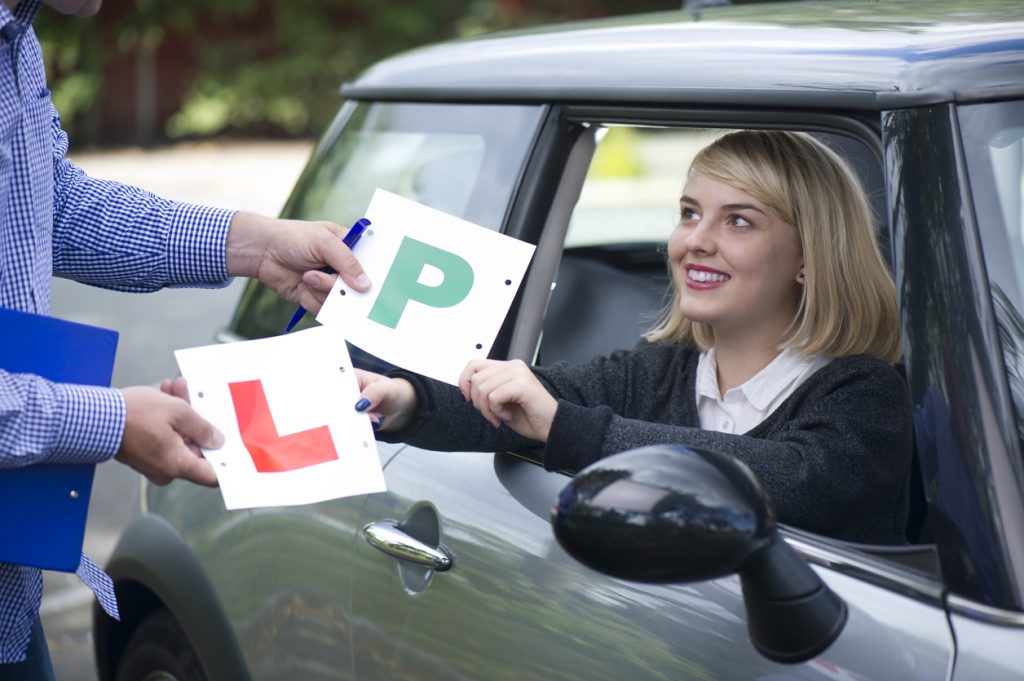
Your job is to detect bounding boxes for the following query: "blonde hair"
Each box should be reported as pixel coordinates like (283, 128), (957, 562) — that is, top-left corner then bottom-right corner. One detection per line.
(645, 130), (902, 365)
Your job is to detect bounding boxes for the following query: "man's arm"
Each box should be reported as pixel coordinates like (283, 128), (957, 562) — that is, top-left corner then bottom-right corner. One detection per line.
(48, 104), (368, 309)
(40, 103), (367, 487)
(50, 164), (235, 291)
(45, 98), (231, 291)
(0, 369), (220, 485)
(0, 369), (122, 469)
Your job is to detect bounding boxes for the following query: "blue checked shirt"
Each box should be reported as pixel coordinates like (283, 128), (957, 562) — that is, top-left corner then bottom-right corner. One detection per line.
(0, 1), (234, 663)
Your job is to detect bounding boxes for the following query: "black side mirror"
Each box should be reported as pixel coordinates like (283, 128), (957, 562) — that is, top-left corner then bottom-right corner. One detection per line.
(550, 445), (847, 664)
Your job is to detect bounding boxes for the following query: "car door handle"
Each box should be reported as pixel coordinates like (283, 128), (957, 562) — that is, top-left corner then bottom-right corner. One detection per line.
(363, 520), (453, 572)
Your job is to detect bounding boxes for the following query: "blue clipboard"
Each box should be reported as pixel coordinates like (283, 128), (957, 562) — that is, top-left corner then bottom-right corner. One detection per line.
(0, 307), (118, 572)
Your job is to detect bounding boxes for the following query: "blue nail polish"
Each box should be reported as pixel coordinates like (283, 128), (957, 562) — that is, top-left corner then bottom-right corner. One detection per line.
(354, 397), (371, 412)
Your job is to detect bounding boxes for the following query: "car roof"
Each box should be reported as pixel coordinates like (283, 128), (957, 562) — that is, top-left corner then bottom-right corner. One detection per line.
(342, 0), (1024, 111)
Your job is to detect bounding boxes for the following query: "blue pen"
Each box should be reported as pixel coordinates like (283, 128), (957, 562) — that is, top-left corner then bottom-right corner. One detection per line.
(284, 217), (371, 333)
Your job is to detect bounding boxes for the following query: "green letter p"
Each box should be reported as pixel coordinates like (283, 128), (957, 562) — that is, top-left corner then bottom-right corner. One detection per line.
(368, 237), (475, 329)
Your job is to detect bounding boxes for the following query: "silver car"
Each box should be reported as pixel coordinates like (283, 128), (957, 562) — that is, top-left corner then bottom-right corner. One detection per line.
(95, 1), (1024, 679)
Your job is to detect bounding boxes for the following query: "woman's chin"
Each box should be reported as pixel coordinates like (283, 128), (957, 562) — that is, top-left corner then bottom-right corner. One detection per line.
(679, 305), (719, 327)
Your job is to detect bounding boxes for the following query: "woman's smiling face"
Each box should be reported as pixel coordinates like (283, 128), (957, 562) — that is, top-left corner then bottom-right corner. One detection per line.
(668, 173), (804, 344)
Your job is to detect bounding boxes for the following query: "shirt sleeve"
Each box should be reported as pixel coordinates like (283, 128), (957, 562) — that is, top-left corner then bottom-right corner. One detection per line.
(0, 369), (124, 468)
(47, 103), (235, 291)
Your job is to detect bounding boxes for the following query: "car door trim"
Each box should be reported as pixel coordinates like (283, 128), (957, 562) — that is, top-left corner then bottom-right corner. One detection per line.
(947, 594), (1024, 626)
(560, 105), (881, 141)
(784, 532), (945, 608)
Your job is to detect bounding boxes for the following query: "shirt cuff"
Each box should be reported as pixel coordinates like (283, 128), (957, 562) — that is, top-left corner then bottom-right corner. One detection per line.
(166, 204), (235, 286)
(543, 399), (613, 473)
(50, 384), (125, 464)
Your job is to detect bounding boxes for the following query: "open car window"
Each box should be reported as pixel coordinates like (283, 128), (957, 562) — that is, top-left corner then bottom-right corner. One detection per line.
(539, 124), (889, 369)
(534, 121), (939, 564)
(537, 127), (716, 367)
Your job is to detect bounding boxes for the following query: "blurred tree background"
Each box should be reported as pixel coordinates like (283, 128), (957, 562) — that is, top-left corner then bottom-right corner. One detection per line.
(36, 0), (684, 147)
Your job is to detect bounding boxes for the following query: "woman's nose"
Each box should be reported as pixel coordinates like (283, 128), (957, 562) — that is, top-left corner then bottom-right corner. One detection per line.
(682, 219), (714, 253)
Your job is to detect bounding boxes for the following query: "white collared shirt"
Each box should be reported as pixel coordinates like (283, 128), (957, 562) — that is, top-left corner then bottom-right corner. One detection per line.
(696, 348), (830, 434)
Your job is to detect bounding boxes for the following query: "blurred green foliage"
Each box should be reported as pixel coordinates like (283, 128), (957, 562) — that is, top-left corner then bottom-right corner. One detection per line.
(35, 0), (682, 144)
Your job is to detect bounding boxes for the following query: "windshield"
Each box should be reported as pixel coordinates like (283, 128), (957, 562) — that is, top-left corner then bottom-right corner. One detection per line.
(960, 99), (1024, 443)
(230, 101), (544, 340)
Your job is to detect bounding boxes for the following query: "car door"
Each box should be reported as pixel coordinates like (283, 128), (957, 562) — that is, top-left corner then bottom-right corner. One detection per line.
(352, 450), (952, 681)
(347, 118), (956, 680)
(926, 99), (1024, 680)
(176, 99), (549, 680)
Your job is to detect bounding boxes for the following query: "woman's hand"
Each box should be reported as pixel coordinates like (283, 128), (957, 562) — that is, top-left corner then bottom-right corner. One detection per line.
(354, 370), (418, 432)
(459, 359), (557, 442)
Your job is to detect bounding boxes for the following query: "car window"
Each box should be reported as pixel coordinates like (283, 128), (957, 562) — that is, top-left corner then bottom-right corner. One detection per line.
(565, 127), (724, 248)
(230, 101), (544, 341)
(289, 102), (541, 231)
(960, 99), (1024, 446)
(538, 127), (719, 367)
(535, 122), (936, 555)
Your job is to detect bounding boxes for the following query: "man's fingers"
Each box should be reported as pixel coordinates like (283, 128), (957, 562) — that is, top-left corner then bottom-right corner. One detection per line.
(321, 220), (346, 240)
(146, 471), (173, 487)
(160, 377), (190, 402)
(169, 377), (190, 402)
(173, 446), (219, 487)
(302, 270), (337, 293)
(296, 283), (328, 316)
(319, 229), (371, 292)
(118, 387), (225, 488)
(173, 403), (225, 450)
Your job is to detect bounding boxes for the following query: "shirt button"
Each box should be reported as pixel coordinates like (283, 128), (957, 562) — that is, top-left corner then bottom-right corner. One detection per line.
(722, 419), (732, 430)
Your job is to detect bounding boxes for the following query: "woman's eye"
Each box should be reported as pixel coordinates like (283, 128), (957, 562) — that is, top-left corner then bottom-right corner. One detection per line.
(729, 214), (753, 228)
(680, 207), (698, 221)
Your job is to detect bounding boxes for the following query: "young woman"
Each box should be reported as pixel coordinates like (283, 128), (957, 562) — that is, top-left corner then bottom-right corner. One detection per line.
(355, 130), (912, 545)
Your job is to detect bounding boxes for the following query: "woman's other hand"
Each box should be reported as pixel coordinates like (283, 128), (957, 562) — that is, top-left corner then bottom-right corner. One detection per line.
(354, 370), (418, 432)
(458, 359), (557, 441)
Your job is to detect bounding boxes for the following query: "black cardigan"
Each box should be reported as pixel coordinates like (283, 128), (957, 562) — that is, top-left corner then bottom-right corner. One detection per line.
(381, 341), (913, 545)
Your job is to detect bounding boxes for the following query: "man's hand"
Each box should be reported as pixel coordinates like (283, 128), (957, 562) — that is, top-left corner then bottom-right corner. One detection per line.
(225, 212), (371, 316)
(458, 359), (557, 441)
(116, 386), (223, 487)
